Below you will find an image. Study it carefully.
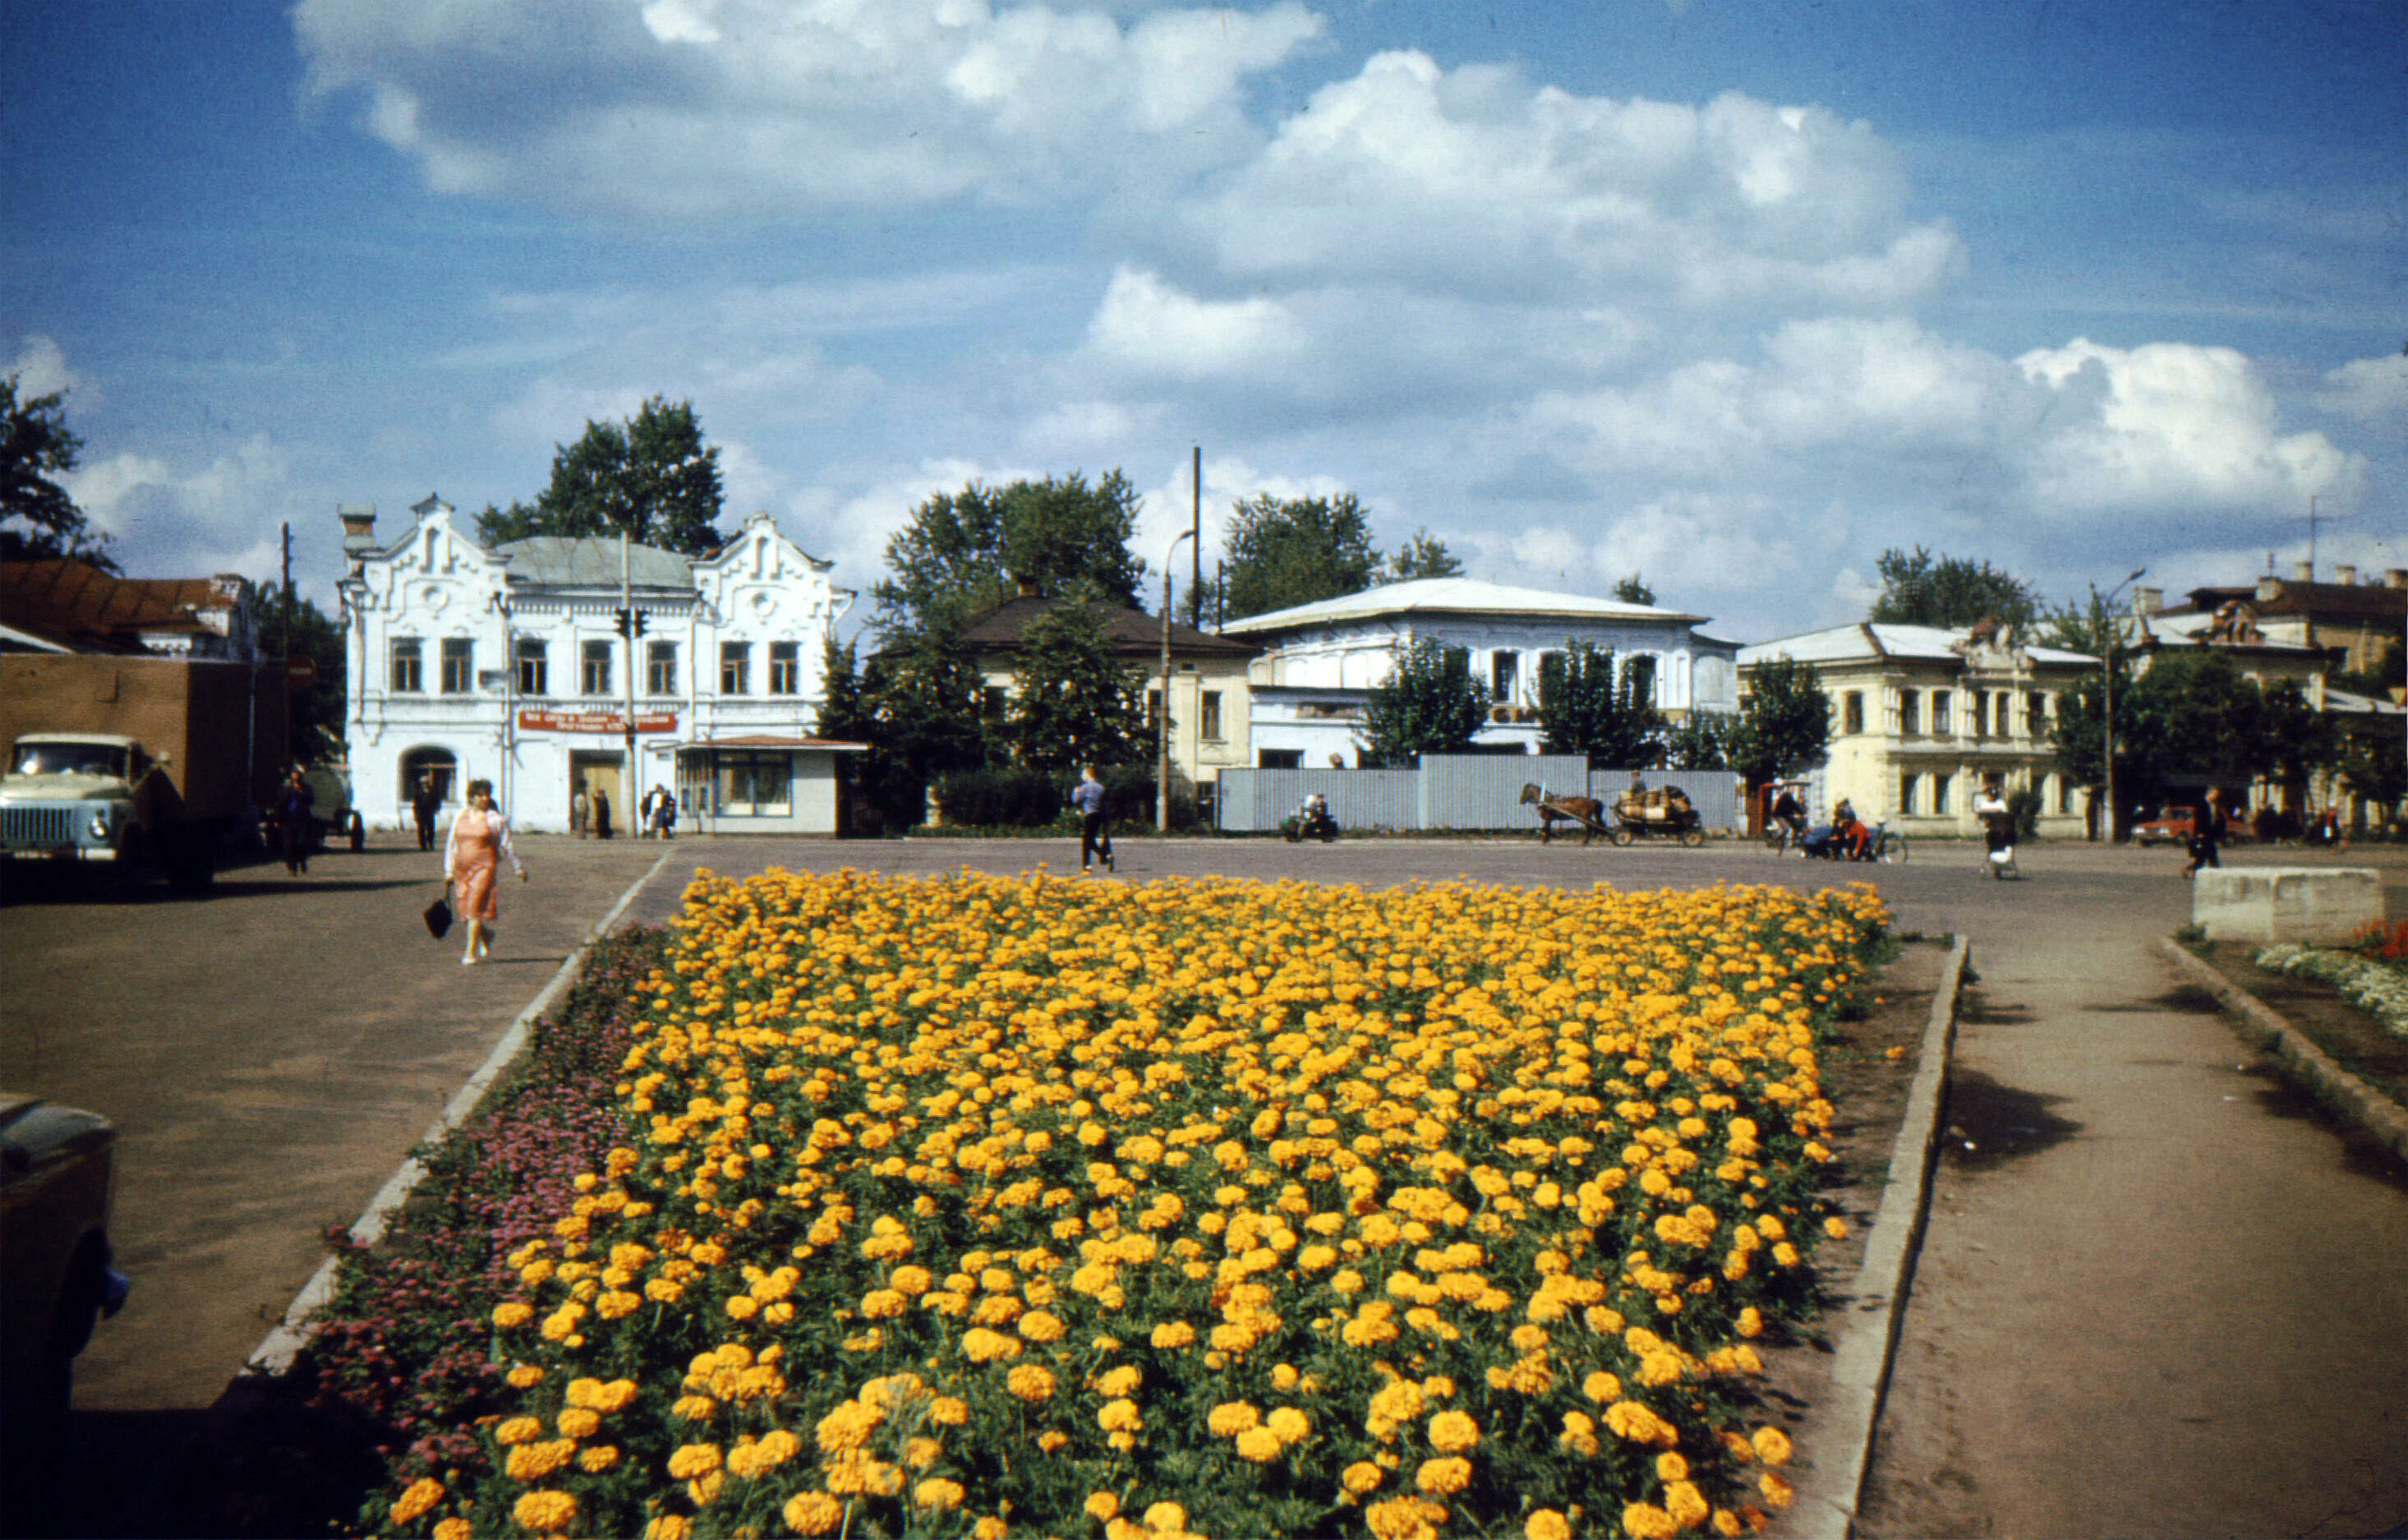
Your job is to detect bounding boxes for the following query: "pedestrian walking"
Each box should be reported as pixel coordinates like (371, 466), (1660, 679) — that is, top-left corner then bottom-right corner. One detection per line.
(593, 786), (613, 840)
(444, 777), (526, 964)
(571, 785), (590, 839)
(1071, 765), (1113, 874)
(2181, 787), (2224, 878)
(1975, 781), (2018, 879)
(411, 772), (444, 852)
(275, 767), (315, 876)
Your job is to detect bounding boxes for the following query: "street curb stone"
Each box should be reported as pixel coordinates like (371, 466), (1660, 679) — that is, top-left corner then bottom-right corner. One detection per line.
(2157, 938), (2408, 1165)
(1787, 934), (1970, 1540)
(232, 850), (672, 1387)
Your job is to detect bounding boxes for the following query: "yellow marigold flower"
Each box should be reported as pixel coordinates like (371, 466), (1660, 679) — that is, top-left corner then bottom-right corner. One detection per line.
(431, 1521), (471, 1540)
(1508, 1323), (1549, 1353)
(644, 1516), (690, 1540)
(1208, 1401), (1260, 1436)
(783, 1492), (843, 1535)
(1272, 1363), (1301, 1390)
(1711, 1509), (1745, 1537)
(510, 1491), (577, 1533)
(1415, 1457), (1472, 1496)
(1020, 1308), (1066, 1343)
(1559, 1411), (1600, 1456)
(671, 1394), (716, 1422)
(556, 1408), (601, 1440)
(1667, 1481), (1710, 1528)
(1426, 1410), (1479, 1454)
(1266, 1406), (1310, 1445)
(1142, 1501), (1188, 1533)
(1006, 1364), (1057, 1404)
(1093, 1364), (1143, 1398)
(1098, 1398), (1142, 1432)
(578, 1445), (619, 1473)
(1736, 1307), (1764, 1339)
(505, 1362), (545, 1389)
(1824, 1215), (1849, 1239)
(1760, 1472), (1794, 1509)
(1086, 1492), (1121, 1521)
(666, 1443), (723, 1480)
(1752, 1427), (1793, 1466)
(1621, 1501), (1678, 1540)
(1657, 1451), (1690, 1482)
(1038, 1430), (1070, 1453)
(495, 1415), (543, 1446)
(390, 1478), (443, 1524)
(914, 1478), (965, 1510)
(504, 1440), (576, 1482)
(1235, 1425), (1284, 1463)
(1342, 1461), (1386, 1495)
(928, 1395), (969, 1425)
(491, 1302), (534, 1329)
(1525, 1510), (1572, 1540)
(1150, 1321), (1196, 1349)
(1604, 1400), (1678, 1447)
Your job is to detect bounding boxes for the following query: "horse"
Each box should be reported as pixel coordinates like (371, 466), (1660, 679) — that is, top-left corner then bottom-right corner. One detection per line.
(1520, 782), (1606, 846)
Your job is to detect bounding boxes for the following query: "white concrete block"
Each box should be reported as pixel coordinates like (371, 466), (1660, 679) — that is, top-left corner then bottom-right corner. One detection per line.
(2192, 868), (2386, 945)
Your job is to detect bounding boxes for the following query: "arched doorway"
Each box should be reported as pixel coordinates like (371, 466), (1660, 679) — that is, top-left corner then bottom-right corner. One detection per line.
(399, 748), (458, 809)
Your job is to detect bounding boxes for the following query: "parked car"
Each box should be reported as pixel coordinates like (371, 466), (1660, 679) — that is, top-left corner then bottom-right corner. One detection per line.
(2, 1094), (129, 1456)
(2134, 810), (2247, 846)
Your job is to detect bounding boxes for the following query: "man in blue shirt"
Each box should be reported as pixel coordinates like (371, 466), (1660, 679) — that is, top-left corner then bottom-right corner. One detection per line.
(1071, 765), (1112, 874)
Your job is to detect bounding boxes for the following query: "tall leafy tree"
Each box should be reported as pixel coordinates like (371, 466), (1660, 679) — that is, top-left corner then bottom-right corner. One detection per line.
(2259, 679), (2340, 814)
(2120, 651), (2272, 793)
(258, 593), (347, 764)
(1387, 528), (1465, 581)
(1536, 641), (1664, 764)
(1005, 582), (1150, 771)
(2, 375), (114, 569)
(1871, 546), (2042, 631)
(840, 620), (992, 831)
(1612, 574), (1655, 606)
(2338, 726), (2406, 835)
(1220, 492), (1383, 620)
(871, 473), (1145, 644)
(1359, 638), (1487, 767)
(476, 396), (725, 556)
(1731, 657), (1832, 792)
(1665, 710), (1741, 770)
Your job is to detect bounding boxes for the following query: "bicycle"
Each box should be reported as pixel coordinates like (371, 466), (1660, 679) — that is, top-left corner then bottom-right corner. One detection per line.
(1866, 822), (1908, 863)
(1761, 819), (1807, 856)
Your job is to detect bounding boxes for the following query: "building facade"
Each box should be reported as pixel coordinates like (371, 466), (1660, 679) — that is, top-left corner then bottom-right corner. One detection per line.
(1738, 621), (2097, 836)
(1220, 578), (1743, 767)
(1, 560), (259, 659)
(338, 497), (859, 834)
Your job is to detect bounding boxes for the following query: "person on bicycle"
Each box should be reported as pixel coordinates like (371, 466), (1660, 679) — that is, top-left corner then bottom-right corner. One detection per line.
(1770, 783), (1807, 847)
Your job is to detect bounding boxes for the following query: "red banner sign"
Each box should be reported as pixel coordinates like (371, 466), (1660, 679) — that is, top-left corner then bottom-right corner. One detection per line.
(519, 708), (679, 734)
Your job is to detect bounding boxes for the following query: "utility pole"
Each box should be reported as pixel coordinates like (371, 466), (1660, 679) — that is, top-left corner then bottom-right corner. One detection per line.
(280, 522), (293, 766)
(2101, 566), (2145, 843)
(1189, 444), (1202, 630)
(621, 531), (636, 816)
(1160, 528), (1195, 832)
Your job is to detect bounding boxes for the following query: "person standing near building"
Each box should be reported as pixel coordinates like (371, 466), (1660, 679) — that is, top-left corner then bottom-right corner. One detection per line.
(2182, 787), (2225, 878)
(593, 786), (613, 840)
(411, 772), (444, 852)
(444, 777), (526, 964)
(1975, 781), (2017, 878)
(275, 767), (315, 876)
(1071, 765), (1112, 874)
(570, 784), (589, 839)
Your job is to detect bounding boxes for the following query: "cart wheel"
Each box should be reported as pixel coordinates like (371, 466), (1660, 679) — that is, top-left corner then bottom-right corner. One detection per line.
(1680, 828), (1705, 847)
(1610, 828), (1635, 846)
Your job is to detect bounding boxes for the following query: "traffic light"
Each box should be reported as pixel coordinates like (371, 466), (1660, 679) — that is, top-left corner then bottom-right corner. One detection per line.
(613, 607), (648, 638)
(633, 609), (647, 637)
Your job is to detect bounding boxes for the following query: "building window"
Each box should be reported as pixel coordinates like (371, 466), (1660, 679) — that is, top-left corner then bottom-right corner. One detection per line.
(516, 639), (548, 696)
(398, 747), (455, 805)
(1490, 649), (1518, 703)
(2056, 774), (2074, 814)
(721, 643), (751, 695)
(1626, 655), (1657, 706)
(1844, 691), (1864, 735)
(1259, 749), (1304, 768)
(1931, 689), (1951, 735)
(1201, 690), (1223, 741)
(1899, 772), (1918, 815)
(769, 641), (800, 695)
(2026, 691), (2047, 739)
(582, 639), (613, 696)
(440, 637), (474, 694)
(1968, 689), (1988, 737)
(647, 641), (679, 697)
(1898, 689), (1921, 735)
(1148, 689), (1163, 730)
(389, 638), (423, 693)
(983, 686), (1008, 720)
(716, 752), (791, 815)
(1933, 772), (1952, 814)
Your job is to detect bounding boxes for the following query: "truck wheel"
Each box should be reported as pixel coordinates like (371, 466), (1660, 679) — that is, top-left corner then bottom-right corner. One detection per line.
(348, 813), (366, 852)
(109, 829), (146, 901)
(167, 833), (215, 894)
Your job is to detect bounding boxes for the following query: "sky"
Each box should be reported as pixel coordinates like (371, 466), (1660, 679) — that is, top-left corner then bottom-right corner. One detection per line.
(4, 0), (2402, 642)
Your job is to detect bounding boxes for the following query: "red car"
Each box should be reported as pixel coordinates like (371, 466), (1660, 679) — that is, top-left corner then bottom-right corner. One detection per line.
(2134, 810), (2246, 846)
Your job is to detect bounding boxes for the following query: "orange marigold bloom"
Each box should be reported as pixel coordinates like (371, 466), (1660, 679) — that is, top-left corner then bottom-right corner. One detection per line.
(390, 1478), (443, 1524)
(510, 1491), (577, 1533)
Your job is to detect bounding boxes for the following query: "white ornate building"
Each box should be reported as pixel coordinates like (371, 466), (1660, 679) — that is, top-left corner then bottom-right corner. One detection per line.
(338, 496), (859, 834)
(1219, 578), (1743, 767)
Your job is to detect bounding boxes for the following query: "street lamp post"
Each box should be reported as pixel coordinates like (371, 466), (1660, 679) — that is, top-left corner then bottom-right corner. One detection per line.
(1159, 529), (1195, 833)
(2101, 565), (2146, 843)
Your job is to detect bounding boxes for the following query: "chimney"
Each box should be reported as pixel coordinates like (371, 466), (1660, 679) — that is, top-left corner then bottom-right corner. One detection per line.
(2332, 563), (2356, 587)
(2132, 586), (2162, 616)
(2255, 575), (2281, 602)
(339, 503), (377, 558)
(2292, 560), (2314, 582)
(2387, 569), (2407, 591)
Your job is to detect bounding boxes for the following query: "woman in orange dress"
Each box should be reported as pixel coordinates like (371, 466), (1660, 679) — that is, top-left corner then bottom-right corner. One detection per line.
(444, 778), (526, 963)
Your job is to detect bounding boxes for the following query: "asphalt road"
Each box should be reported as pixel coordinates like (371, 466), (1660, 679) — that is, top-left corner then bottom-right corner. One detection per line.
(5, 828), (2406, 1538)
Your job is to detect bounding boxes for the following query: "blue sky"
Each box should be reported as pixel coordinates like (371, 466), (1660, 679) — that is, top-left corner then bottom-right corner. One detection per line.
(5, 0), (2401, 639)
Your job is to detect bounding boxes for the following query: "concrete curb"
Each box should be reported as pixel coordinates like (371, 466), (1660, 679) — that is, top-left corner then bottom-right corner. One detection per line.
(1789, 935), (1970, 1540)
(2157, 938), (2408, 1165)
(235, 851), (672, 1384)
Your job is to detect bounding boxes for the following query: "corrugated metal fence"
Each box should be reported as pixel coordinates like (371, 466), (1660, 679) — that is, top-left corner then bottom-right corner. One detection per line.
(1216, 756), (1746, 833)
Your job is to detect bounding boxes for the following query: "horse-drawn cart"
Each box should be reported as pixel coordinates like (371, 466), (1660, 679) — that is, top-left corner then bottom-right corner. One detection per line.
(1519, 783), (1610, 845)
(1609, 785), (1705, 846)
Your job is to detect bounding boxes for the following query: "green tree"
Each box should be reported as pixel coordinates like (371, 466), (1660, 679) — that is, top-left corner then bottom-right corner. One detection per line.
(1387, 528), (1465, 581)
(1536, 641), (1663, 764)
(1871, 546), (2042, 631)
(2043, 585), (2135, 838)
(1665, 710), (1741, 770)
(2115, 651), (2273, 812)
(2337, 726), (2406, 834)
(1220, 492), (1382, 620)
(257, 593), (347, 764)
(871, 473), (1146, 644)
(476, 396), (725, 556)
(845, 620), (992, 831)
(1005, 583), (1150, 771)
(1359, 639), (1487, 767)
(1612, 573), (1655, 606)
(2259, 679), (2340, 815)
(1731, 657), (1831, 792)
(1, 375), (114, 569)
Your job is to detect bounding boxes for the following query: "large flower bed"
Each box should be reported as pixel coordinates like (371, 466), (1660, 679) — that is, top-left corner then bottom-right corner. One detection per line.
(378, 870), (1887, 1540)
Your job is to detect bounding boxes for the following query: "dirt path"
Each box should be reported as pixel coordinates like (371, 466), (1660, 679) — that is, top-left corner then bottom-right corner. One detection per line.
(1858, 888), (2408, 1538)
